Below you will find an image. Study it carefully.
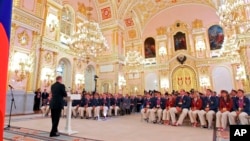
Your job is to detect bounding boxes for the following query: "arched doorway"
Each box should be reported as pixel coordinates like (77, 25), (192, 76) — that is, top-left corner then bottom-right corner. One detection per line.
(172, 66), (197, 92)
(85, 65), (95, 93)
(56, 58), (72, 89)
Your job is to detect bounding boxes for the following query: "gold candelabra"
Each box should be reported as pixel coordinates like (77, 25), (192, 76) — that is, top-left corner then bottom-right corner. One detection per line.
(44, 74), (53, 87)
(14, 61), (31, 82)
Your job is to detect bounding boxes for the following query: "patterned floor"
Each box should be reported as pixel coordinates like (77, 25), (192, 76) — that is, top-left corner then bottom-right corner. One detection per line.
(4, 126), (102, 141)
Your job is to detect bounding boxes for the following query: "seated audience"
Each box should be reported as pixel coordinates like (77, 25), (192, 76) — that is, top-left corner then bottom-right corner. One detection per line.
(229, 89), (250, 125)
(216, 90), (233, 131)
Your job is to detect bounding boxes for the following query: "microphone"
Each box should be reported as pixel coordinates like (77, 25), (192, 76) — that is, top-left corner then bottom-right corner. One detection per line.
(8, 85), (14, 89)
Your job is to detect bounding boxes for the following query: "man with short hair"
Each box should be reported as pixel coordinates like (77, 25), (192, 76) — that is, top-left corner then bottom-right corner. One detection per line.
(49, 76), (67, 137)
(141, 93), (154, 122)
(169, 89), (191, 126)
(198, 89), (218, 129)
(228, 89), (250, 125)
(149, 92), (166, 124)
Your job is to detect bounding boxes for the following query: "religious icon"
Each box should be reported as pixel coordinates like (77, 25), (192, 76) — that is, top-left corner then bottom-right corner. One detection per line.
(208, 25), (224, 50)
(174, 32), (187, 51)
(144, 37), (156, 58)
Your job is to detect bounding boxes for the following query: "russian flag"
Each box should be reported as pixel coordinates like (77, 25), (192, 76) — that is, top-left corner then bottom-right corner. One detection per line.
(0, 0), (13, 139)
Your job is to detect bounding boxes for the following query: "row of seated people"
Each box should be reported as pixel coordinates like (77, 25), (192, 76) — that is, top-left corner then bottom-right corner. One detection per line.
(141, 89), (250, 131)
(41, 93), (145, 119)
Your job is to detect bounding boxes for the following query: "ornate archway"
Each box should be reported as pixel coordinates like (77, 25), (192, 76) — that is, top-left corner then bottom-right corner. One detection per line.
(172, 66), (197, 92)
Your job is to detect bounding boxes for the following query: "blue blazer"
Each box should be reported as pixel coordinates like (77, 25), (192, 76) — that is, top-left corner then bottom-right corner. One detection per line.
(99, 98), (110, 108)
(232, 97), (250, 115)
(72, 100), (81, 106)
(154, 98), (166, 109)
(143, 98), (155, 109)
(202, 96), (218, 111)
(111, 98), (121, 106)
(91, 98), (99, 106)
(175, 95), (191, 109)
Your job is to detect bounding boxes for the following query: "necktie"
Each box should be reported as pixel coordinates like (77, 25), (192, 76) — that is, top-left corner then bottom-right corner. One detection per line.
(239, 99), (243, 108)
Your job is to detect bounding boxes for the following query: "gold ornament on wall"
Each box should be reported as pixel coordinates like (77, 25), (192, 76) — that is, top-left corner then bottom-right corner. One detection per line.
(77, 2), (86, 16)
(17, 30), (29, 46)
(156, 26), (166, 35)
(45, 52), (52, 63)
(192, 19), (203, 29)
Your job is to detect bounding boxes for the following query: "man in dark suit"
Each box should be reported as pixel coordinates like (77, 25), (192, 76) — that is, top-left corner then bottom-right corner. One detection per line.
(49, 76), (67, 137)
(198, 89), (218, 128)
(169, 89), (191, 126)
(229, 89), (250, 125)
(141, 93), (155, 122)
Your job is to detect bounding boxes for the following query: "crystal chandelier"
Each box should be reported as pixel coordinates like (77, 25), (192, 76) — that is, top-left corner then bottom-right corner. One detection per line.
(69, 21), (108, 58)
(68, 1), (108, 63)
(217, 0), (249, 27)
(124, 43), (144, 73)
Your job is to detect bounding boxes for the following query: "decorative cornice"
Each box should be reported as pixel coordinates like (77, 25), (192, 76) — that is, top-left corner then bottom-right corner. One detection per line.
(12, 7), (43, 33)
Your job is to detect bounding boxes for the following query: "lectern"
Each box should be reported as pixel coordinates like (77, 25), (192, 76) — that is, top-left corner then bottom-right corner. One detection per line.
(60, 94), (81, 135)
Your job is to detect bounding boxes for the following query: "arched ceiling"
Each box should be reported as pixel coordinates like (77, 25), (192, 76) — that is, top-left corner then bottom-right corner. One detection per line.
(62, 0), (220, 40)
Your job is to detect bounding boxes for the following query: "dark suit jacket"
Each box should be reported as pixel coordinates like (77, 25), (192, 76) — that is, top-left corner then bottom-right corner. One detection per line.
(99, 98), (110, 108)
(91, 98), (99, 107)
(154, 98), (166, 109)
(143, 98), (154, 109)
(50, 82), (67, 109)
(201, 96), (218, 111)
(111, 98), (121, 106)
(175, 95), (191, 109)
(232, 97), (250, 115)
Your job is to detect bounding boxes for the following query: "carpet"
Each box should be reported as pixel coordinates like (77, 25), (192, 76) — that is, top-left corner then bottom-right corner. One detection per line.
(4, 126), (102, 141)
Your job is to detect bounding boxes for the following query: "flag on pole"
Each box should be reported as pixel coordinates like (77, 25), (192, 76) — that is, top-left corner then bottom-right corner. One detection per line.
(0, 0), (13, 139)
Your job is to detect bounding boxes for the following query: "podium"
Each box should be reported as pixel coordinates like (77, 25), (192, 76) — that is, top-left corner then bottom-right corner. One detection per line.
(60, 94), (81, 135)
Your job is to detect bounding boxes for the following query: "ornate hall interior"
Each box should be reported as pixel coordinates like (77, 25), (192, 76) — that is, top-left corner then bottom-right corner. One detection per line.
(3, 0), (250, 140)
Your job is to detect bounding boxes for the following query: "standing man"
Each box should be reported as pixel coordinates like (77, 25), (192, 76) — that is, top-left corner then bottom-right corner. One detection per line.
(49, 76), (67, 137)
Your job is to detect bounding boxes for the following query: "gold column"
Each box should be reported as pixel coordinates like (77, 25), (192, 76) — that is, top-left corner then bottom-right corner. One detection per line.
(7, 23), (18, 89)
(36, 48), (44, 89)
(141, 71), (144, 95)
(26, 31), (40, 92)
(231, 63), (238, 89)
(239, 47), (250, 92)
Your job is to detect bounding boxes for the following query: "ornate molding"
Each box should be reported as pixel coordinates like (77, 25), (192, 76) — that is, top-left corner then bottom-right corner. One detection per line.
(12, 7), (43, 32)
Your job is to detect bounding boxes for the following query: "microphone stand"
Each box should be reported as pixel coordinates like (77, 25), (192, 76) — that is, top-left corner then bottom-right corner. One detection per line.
(5, 87), (17, 130)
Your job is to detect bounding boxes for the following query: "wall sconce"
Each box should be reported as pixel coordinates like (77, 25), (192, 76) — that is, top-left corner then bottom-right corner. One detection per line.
(200, 76), (210, 89)
(11, 52), (31, 82)
(75, 74), (84, 90)
(41, 68), (54, 87)
(235, 65), (246, 85)
(118, 75), (126, 91)
(158, 46), (167, 58)
(46, 13), (59, 32)
(160, 79), (169, 92)
(44, 73), (54, 87)
(14, 61), (31, 82)
(195, 38), (206, 55)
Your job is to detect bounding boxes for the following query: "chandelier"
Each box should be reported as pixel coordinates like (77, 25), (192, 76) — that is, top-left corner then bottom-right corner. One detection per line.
(217, 0), (249, 27)
(69, 21), (108, 61)
(124, 44), (144, 73)
(68, 3), (109, 63)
